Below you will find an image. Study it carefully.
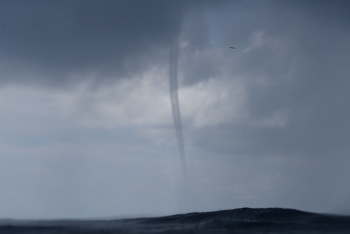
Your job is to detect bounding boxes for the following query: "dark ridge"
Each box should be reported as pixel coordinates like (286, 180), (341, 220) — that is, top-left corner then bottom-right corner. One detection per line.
(1, 208), (350, 234)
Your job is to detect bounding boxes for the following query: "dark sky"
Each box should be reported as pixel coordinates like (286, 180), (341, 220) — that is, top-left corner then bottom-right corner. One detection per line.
(0, 0), (186, 85)
(0, 0), (350, 219)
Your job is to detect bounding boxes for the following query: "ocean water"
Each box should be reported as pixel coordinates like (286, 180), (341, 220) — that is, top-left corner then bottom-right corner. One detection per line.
(1, 208), (350, 233)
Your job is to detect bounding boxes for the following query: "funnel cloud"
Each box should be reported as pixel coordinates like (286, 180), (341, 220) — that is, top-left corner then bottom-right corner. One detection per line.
(169, 35), (187, 176)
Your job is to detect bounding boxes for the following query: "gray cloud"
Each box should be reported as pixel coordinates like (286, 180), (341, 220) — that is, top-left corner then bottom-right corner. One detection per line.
(190, 1), (350, 158)
(1, 0), (350, 217)
(0, 0), (186, 86)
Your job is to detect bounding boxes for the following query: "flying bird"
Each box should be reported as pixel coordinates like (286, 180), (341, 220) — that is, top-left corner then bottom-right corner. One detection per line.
(230, 47), (235, 49)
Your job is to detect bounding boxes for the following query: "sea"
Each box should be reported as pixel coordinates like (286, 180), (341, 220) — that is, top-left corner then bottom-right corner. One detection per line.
(1, 208), (350, 233)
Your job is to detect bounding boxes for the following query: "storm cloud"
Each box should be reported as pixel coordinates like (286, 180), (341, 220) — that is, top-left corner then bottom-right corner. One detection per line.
(191, 0), (350, 159)
(0, 0), (350, 218)
(0, 0), (186, 85)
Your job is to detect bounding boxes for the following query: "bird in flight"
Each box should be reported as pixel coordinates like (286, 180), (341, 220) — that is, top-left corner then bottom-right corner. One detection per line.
(230, 47), (235, 49)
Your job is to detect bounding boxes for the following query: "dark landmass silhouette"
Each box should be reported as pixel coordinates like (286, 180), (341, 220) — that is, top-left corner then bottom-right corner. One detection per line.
(1, 208), (350, 233)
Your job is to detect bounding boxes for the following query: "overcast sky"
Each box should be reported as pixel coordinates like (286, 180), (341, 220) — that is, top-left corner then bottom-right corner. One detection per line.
(1, 0), (350, 219)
